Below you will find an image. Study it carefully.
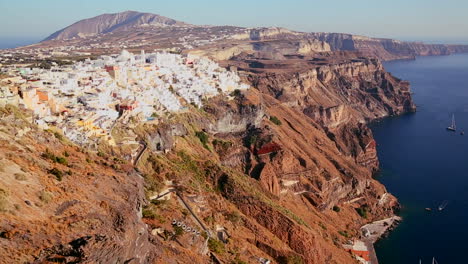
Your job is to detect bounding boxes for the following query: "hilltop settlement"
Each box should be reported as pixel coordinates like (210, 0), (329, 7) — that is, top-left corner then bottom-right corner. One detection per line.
(0, 50), (249, 146)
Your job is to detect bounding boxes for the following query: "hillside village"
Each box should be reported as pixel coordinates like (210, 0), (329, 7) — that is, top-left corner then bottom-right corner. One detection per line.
(0, 50), (249, 146)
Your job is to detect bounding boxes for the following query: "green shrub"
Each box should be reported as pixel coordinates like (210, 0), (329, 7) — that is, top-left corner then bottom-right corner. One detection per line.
(356, 205), (369, 218)
(142, 207), (157, 219)
(195, 131), (209, 149)
(208, 238), (225, 254)
(48, 168), (63, 181)
(332, 206), (341, 212)
(173, 225), (184, 239)
(230, 89), (242, 97)
(41, 149), (55, 160)
(53, 132), (63, 141)
(246, 134), (258, 147)
(55, 156), (68, 165)
(269, 116), (282, 126)
(42, 149), (67, 165)
(338, 230), (350, 238)
(204, 215), (215, 225)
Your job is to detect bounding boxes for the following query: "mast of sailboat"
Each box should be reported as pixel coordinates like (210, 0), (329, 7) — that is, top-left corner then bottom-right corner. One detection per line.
(452, 114), (456, 130)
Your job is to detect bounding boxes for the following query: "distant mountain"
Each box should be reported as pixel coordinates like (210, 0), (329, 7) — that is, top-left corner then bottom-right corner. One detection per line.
(44, 11), (188, 41)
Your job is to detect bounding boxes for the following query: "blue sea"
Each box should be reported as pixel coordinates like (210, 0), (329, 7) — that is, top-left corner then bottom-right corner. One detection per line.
(0, 37), (39, 49)
(372, 53), (468, 264)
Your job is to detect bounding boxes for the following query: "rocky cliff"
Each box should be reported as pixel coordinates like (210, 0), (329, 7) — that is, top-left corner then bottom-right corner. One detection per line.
(0, 52), (410, 262)
(311, 32), (468, 60)
(1, 29), (419, 263)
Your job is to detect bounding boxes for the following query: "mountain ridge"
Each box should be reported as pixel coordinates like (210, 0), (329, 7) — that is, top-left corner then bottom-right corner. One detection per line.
(44, 10), (188, 41)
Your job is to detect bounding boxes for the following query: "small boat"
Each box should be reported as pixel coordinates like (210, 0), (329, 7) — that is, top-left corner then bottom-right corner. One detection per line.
(447, 114), (456, 131)
(425, 207), (432, 211)
(461, 131), (465, 135)
(438, 200), (448, 211)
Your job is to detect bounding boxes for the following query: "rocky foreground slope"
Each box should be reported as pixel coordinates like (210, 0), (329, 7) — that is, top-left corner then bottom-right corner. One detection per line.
(1, 40), (415, 263)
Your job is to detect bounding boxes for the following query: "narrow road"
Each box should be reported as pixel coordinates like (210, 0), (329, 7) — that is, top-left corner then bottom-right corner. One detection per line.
(133, 141), (147, 166)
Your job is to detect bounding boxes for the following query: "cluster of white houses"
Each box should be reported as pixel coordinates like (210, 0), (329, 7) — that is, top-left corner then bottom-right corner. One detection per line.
(0, 50), (249, 145)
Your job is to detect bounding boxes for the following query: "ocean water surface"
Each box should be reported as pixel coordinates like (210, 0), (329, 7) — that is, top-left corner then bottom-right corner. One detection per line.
(372, 53), (468, 264)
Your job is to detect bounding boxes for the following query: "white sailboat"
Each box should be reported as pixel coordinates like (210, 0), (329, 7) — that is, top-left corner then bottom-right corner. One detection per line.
(447, 114), (456, 131)
(438, 200), (448, 211)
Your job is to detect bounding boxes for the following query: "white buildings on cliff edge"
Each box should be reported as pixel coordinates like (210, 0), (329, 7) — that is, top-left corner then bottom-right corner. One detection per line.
(0, 50), (250, 146)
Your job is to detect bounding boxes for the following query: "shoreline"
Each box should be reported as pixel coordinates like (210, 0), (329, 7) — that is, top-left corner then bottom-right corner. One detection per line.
(362, 216), (402, 264)
(345, 216), (401, 264)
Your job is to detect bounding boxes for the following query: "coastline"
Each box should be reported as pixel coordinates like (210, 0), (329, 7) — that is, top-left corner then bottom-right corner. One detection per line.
(364, 216), (402, 264)
(345, 216), (402, 264)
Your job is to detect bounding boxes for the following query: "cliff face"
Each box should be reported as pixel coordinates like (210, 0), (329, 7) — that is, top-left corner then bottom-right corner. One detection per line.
(0, 38), (417, 263)
(222, 51), (414, 171)
(0, 107), (159, 263)
(311, 32), (468, 60)
(0, 49), (411, 263)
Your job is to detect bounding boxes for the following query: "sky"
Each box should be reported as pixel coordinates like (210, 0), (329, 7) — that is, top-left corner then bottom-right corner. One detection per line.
(1, 0), (468, 48)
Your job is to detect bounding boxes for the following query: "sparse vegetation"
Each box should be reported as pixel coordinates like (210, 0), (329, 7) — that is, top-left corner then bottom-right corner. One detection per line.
(230, 89), (242, 97)
(38, 190), (53, 204)
(332, 205), (341, 212)
(0, 105), (28, 120)
(173, 225), (184, 239)
(0, 188), (9, 212)
(338, 230), (350, 238)
(208, 238), (225, 254)
(246, 134), (258, 147)
(225, 211), (242, 224)
(48, 168), (63, 181)
(212, 139), (233, 154)
(319, 222), (327, 230)
(356, 205), (369, 218)
(53, 131), (63, 141)
(204, 215), (215, 225)
(269, 115), (282, 126)
(41, 149), (68, 165)
(195, 131), (209, 150)
(14, 173), (27, 181)
(278, 255), (303, 264)
(144, 173), (164, 193)
(142, 207), (157, 219)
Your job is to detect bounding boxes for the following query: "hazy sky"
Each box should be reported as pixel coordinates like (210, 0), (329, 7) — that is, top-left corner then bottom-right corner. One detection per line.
(1, 0), (468, 44)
